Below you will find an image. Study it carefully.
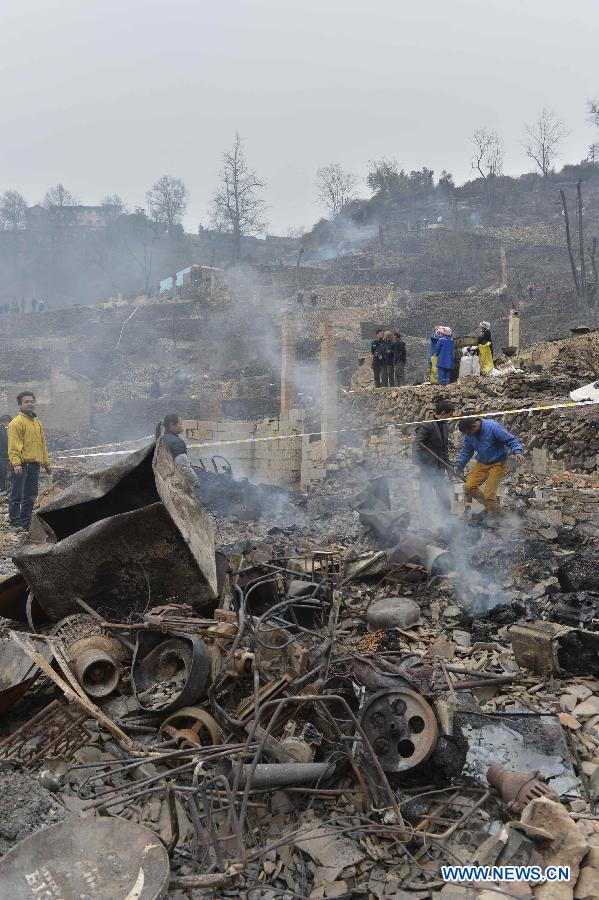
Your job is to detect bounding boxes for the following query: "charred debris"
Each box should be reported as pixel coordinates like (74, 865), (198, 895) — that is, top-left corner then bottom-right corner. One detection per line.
(0, 437), (599, 898)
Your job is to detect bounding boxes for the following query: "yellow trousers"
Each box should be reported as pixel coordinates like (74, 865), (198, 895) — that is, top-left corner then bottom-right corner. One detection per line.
(479, 342), (494, 375)
(464, 460), (508, 511)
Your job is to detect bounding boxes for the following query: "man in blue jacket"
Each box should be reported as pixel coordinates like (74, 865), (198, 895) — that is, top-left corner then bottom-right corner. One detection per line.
(455, 417), (524, 512)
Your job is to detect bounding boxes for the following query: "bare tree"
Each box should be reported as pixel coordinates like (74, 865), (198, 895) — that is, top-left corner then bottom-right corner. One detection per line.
(146, 175), (189, 231)
(523, 108), (567, 176)
(471, 128), (504, 179)
(587, 98), (599, 130)
(0, 190), (27, 230)
(588, 237), (598, 305)
(42, 183), (76, 208)
(316, 163), (358, 216)
(102, 194), (126, 210)
(211, 132), (266, 260)
(559, 180), (595, 312)
(41, 184), (77, 238)
(117, 209), (161, 296)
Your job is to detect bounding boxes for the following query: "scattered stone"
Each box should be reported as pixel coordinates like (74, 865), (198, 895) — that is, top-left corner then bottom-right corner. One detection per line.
(452, 629), (472, 648)
(558, 712), (582, 730)
(521, 799), (588, 900)
(431, 638), (456, 658)
(573, 697), (599, 717)
(574, 834), (599, 900)
(294, 825), (367, 869)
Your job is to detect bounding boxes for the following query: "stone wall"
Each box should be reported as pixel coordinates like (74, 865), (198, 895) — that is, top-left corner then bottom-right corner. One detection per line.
(183, 410), (305, 487)
(336, 376), (599, 474)
(0, 368), (93, 441)
(94, 395), (223, 443)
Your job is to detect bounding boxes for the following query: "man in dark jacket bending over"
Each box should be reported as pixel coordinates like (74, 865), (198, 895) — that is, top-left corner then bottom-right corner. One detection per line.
(412, 399), (455, 514)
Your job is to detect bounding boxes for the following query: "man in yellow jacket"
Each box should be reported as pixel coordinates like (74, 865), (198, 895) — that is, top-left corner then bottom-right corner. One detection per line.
(8, 391), (51, 531)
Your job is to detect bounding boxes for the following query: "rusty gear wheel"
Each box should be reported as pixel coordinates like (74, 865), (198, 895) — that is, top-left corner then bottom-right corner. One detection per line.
(360, 688), (438, 773)
(158, 707), (222, 750)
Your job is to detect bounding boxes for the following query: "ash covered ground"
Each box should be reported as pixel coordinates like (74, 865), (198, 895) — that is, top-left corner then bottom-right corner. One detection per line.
(0, 415), (598, 899)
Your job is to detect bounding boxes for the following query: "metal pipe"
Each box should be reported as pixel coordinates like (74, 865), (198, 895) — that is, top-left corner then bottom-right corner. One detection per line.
(218, 759), (333, 790)
(388, 534), (454, 576)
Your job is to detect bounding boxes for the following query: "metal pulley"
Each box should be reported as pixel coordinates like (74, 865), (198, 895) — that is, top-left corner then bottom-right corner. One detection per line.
(50, 614), (124, 699)
(158, 706), (222, 750)
(360, 687), (438, 773)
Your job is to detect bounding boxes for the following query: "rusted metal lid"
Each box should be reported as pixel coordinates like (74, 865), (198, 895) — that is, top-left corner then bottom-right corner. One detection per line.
(0, 818), (169, 899)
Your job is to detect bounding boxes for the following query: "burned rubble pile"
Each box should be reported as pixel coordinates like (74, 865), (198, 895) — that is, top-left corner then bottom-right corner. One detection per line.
(339, 345), (599, 475)
(0, 435), (598, 899)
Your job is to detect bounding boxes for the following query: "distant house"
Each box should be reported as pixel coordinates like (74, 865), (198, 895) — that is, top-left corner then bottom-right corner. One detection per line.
(159, 264), (223, 294)
(25, 204), (123, 230)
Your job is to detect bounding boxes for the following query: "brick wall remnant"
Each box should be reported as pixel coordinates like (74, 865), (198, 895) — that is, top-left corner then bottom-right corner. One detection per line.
(319, 320), (337, 459)
(280, 315), (296, 415)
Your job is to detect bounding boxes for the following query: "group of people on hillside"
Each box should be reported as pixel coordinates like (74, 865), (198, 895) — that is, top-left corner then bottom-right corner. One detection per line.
(516, 281), (551, 301)
(370, 330), (407, 387)
(427, 321), (494, 385)
(370, 321), (494, 389)
(0, 297), (46, 315)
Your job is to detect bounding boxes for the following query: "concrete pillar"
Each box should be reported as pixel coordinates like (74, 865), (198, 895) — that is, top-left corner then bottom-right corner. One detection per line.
(508, 308), (520, 352)
(319, 319), (337, 459)
(280, 315), (296, 415)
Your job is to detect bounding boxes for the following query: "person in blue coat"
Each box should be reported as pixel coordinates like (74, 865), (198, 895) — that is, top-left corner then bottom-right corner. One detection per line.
(435, 327), (455, 385)
(455, 417), (524, 512)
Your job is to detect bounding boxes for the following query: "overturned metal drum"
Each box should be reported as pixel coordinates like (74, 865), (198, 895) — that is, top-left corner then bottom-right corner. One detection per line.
(0, 818), (169, 900)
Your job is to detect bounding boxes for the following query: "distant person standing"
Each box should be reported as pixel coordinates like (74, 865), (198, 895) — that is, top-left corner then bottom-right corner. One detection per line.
(0, 415), (11, 494)
(381, 331), (396, 387)
(392, 331), (406, 385)
(544, 281), (551, 296)
(371, 329), (385, 388)
(435, 327), (455, 385)
(8, 391), (51, 531)
(527, 282), (535, 301)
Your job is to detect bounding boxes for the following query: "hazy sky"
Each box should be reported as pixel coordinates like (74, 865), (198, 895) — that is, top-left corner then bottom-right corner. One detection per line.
(1, 0), (598, 234)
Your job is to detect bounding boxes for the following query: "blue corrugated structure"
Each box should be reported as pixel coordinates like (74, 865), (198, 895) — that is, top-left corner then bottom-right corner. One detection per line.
(176, 266), (191, 286)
